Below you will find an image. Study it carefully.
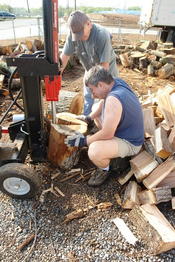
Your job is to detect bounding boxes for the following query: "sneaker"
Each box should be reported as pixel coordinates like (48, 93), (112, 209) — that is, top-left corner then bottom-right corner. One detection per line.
(88, 168), (110, 186)
(110, 157), (131, 174)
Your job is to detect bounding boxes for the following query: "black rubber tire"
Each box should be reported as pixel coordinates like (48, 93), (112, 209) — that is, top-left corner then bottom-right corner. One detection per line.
(0, 163), (41, 199)
(172, 31), (175, 47)
(160, 30), (168, 43)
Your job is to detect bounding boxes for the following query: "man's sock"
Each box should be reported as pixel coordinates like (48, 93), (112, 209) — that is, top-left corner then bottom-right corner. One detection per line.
(101, 166), (109, 171)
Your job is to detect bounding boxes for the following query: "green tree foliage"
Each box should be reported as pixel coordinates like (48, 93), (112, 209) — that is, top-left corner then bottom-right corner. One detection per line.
(0, 4), (13, 12)
(30, 8), (42, 16)
(60, 6), (113, 17)
(128, 6), (141, 11)
(0, 4), (114, 18)
(11, 8), (28, 16)
(79, 6), (113, 13)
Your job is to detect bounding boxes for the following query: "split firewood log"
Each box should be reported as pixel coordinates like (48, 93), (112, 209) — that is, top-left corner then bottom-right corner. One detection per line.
(33, 39), (44, 50)
(160, 55), (175, 65)
(0, 46), (12, 55)
(158, 63), (174, 79)
(47, 112), (87, 170)
(119, 53), (131, 67)
(156, 84), (175, 128)
(129, 204), (175, 254)
(0, 75), (5, 89)
(25, 40), (34, 51)
(121, 181), (141, 209)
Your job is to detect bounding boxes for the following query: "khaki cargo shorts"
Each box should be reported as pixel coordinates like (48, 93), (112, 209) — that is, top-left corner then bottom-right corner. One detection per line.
(114, 137), (142, 158)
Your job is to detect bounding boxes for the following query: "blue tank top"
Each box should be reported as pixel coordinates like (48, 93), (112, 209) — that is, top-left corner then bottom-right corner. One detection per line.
(105, 78), (144, 146)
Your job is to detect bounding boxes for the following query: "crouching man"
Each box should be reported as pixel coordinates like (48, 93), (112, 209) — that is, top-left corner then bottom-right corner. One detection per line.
(65, 66), (144, 186)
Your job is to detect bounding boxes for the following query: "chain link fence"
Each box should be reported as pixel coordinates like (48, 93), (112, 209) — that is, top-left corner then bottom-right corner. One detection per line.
(0, 17), (69, 44)
(0, 17), (43, 44)
(0, 17), (158, 45)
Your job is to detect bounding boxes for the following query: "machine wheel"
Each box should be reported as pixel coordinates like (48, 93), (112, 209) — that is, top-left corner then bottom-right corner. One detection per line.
(0, 163), (41, 199)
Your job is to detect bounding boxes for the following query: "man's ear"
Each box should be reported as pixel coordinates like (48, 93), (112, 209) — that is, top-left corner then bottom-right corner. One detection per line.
(98, 81), (104, 89)
(87, 20), (92, 28)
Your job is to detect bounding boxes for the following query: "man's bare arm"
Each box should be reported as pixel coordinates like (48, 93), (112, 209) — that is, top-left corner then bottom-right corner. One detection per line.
(60, 53), (70, 74)
(100, 62), (109, 70)
(89, 100), (104, 119)
(87, 96), (122, 145)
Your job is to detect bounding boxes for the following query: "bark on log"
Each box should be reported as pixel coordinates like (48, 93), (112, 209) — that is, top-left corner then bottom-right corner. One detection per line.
(158, 63), (174, 79)
(143, 158), (175, 189)
(122, 181), (141, 209)
(139, 56), (149, 70)
(47, 113), (87, 170)
(157, 170), (175, 188)
(150, 60), (162, 70)
(138, 186), (172, 205)
(147, 64), (154, 76)
(160, 55), (175, 65)
(144, 139), (163, 164)
(129, 204), (175, 254)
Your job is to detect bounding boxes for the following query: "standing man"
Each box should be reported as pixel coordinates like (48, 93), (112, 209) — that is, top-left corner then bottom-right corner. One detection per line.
(60, 10), (118, 115)
(65, 66), (144, 186)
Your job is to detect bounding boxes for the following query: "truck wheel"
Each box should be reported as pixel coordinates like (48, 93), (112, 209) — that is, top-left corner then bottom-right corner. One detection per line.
(172, 31), (175, 47)
(160, 30), (168, 43)
(0, 163), (41, 199)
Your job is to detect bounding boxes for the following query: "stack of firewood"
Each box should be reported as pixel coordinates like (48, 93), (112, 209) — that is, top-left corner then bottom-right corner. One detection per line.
(116, 83), (175, 254)
(0, 38), (80, 93)
(0, 39), (44, 56)
(116, 40), (175, 79)
(0, 39), (44, 94)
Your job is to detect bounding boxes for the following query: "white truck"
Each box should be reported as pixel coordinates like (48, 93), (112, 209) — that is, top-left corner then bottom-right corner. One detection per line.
(139, 0), (175, 45)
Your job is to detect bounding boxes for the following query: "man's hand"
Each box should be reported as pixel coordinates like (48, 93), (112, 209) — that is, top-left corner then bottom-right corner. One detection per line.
(64, 133), (87, 147)
(75, 115), (92, 125)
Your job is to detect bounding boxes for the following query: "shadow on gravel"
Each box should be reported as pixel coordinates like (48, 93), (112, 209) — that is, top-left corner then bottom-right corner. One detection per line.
(4, 149), (175, 261)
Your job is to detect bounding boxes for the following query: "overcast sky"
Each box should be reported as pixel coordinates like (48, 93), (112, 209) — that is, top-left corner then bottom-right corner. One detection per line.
(1, 0), (142, 9)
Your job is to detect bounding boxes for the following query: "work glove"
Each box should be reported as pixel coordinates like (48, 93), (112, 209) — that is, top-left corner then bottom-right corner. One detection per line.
(75, 115), (92, 125)
(64, 133), (87, 147)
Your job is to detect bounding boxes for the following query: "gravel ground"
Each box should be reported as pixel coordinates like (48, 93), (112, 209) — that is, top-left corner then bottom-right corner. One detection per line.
(1, 155), (175, 262)
(1, 50), (175, 261)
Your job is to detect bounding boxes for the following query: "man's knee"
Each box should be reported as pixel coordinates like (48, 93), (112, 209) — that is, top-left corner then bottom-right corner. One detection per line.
(88, 142), (102, 162)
